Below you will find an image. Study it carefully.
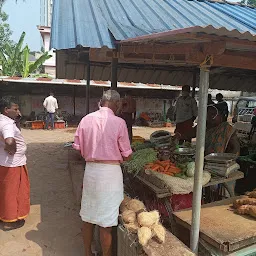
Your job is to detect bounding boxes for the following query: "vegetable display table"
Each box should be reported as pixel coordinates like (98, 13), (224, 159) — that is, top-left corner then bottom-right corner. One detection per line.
(117, 225), (195, 256)
(173, 196), (256, 255)
(124, 171), (244, 232)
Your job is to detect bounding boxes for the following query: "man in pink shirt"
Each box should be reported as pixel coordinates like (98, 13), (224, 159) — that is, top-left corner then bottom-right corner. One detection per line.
(73, 90), (132, 256)
(0, 97), (30, 231)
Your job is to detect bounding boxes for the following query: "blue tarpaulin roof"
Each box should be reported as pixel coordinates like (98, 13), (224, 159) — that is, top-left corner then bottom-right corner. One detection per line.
(50, 0), (256, 50)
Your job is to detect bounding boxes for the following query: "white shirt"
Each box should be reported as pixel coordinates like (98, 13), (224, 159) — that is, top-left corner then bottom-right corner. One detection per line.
(175, 96), (198, 124)
(0, 114), (27, 167)
(43, 96), (58, 113)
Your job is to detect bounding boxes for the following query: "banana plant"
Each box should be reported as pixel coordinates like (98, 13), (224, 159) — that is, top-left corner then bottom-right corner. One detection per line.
(0, 31), (25, 76)
(22, 45), (52, 78)
(0, 31), (52, 77)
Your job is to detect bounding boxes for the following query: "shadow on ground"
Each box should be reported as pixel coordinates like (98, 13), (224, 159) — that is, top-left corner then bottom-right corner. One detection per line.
(24, 142), (84, 256)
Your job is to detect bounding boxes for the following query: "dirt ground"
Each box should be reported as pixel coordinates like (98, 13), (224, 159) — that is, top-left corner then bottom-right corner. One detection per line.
(0, 126), (174, 256)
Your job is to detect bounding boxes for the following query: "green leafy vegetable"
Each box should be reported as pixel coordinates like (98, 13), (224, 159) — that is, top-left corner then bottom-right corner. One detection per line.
(123, 148), (158, 176)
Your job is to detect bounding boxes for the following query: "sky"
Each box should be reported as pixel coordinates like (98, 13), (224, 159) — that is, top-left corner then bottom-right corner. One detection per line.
(3, 0), (41, 51)
(2, 0), (242, 52)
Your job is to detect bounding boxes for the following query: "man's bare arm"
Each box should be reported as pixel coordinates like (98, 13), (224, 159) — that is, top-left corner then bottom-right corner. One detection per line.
(5, 138), (16, 155)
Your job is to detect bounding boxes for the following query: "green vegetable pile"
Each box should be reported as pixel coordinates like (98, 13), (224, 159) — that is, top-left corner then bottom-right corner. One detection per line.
(175, 163), (188, 179)
(132, 142), (155, 151)
(122, 148), (158, 176)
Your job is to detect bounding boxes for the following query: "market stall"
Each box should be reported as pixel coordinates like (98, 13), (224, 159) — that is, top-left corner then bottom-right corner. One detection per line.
(173, 194), (256, 255)
(123, 133), (244, 230)
(118, 195), (195, 256)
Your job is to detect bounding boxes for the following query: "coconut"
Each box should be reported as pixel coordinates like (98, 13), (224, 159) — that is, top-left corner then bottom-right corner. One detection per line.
(122, 210), (136, 224)
(127, 199), (145, 213)
(138, 227), (152, 246)
(247, 191), (256, 199)
(152, 224), (166, 243)
(137, 211), (160, 227)
(124, 222), (139, 234)
(120, 205), (129, 213)
(120, 195), (131, 213)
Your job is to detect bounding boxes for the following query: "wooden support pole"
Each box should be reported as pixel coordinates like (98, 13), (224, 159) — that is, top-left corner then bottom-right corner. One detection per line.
(73, 86), (76, 116)
(192, 71), (197, 98)
(111, 51), (118, 90)
(86, 61), (90, 115)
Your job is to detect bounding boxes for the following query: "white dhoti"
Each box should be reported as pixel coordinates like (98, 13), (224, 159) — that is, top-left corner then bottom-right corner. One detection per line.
(80, 162), (123, 228)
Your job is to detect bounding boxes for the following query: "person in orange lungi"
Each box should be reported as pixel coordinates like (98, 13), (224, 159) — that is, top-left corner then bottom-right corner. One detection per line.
(0, 96), (30, 231)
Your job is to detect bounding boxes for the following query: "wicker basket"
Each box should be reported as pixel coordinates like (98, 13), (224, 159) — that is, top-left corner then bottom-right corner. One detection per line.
(117, 225), (144, 256)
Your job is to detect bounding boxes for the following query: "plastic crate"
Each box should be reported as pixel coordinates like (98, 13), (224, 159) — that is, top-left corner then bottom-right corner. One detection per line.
(54, 121), (65, 129)
(117, 225), (143, 256)
(31, 121), (44, 130)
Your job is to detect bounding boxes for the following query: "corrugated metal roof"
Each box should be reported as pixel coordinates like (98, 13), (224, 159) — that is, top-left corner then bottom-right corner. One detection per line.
(120, 25), (256, 44)
(0, 77), (184, 91)
(51, 0), (256, 50)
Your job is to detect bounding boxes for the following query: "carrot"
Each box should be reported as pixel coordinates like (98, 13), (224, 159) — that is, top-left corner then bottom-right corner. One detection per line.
(151, 165), (160, 171)
(160, 160), (171, 164)
(158, 166), (165, 172)
(164, 165), (170, 172)
(171, 168), (181, 174)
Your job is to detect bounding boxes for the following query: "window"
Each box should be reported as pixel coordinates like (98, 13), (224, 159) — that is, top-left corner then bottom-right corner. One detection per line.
(237, 100), (248, 109)
(248, 100), (256, 108)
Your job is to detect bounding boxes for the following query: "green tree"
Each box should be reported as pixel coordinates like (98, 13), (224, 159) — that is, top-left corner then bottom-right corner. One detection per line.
(0, 32), (52, 77)
(241, 0), (256, 7)
(0, 8), (14, 51)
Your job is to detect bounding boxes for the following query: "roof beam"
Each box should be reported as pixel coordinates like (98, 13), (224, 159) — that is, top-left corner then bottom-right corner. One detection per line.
(119, 41), (226, 56)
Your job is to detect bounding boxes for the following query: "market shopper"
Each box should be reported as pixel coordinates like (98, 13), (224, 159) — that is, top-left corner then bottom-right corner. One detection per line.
(73, 90), (132, 256)
(216, 93), (229, 122)
(0, 97), (30, 231)
(120, 91), (136, 143)
(43, 92), (58, 130)
(174, 85), (198, 143)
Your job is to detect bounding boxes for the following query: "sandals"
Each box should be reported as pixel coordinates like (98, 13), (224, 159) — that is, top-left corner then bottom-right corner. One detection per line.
(2, 219), (25, 231)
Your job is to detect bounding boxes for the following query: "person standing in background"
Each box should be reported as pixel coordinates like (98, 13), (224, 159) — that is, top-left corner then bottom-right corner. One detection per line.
(174, 85), (198, 144)
(73, 90), (132, 256)
(208, 94), (215, 105)
(216, 93), (229, 122)
(43, 92), (58, 130)
(120, 91), (136, 143)
(0, 97), (30, 231)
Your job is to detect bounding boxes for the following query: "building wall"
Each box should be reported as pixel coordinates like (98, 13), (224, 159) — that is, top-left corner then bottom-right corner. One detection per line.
(40, 0), (52, 26)
(45, 66), (56, 77)
(18, 94), (172, 120)
(39, 29), (56, 77)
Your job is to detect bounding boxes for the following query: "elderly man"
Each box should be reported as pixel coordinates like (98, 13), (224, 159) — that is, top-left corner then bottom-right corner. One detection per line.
(0, 97), (30, 231)
(73, 90), (132, 256)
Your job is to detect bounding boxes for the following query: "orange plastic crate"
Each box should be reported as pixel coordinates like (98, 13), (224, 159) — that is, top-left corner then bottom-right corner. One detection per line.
(31, 121), (44, 130)
(54, 121), (65, 129)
